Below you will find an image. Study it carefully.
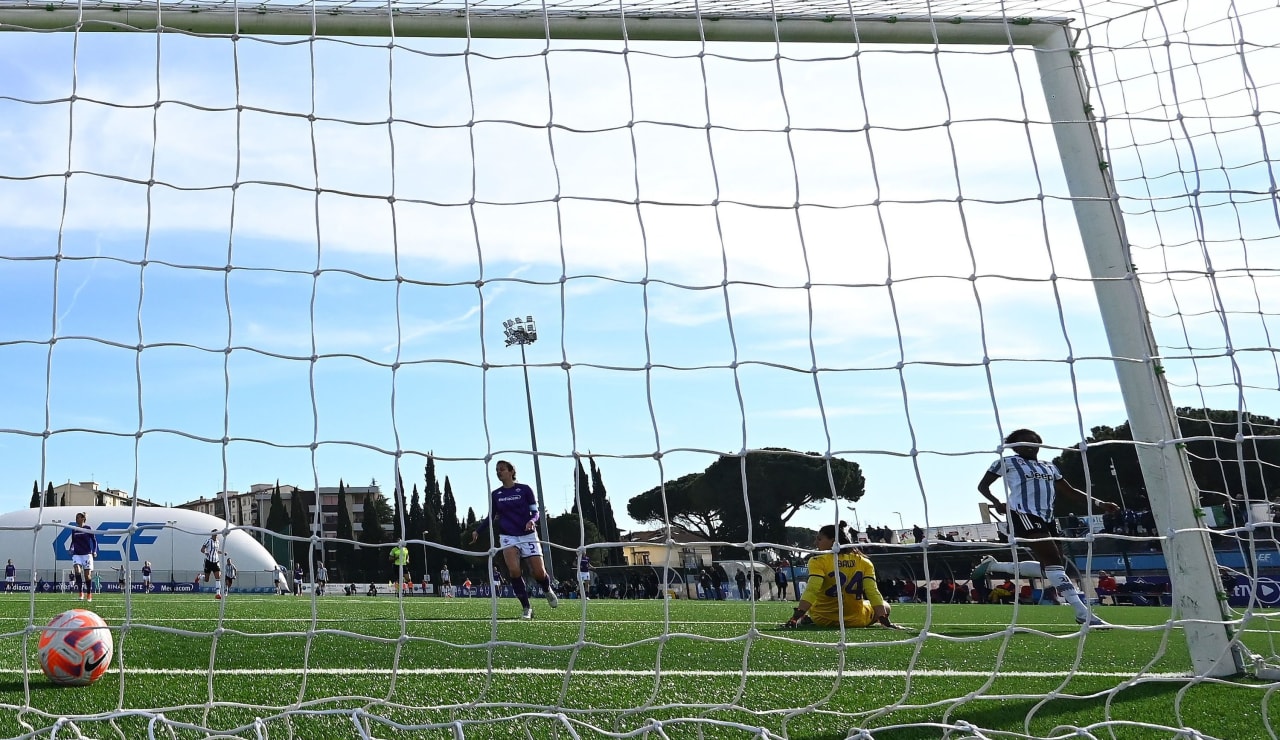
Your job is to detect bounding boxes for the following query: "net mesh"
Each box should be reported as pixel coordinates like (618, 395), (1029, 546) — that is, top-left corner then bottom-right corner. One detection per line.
(1, 0), (1279, 738)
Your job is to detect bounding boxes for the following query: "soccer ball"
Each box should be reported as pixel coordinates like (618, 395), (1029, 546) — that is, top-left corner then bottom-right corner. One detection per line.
(37, 609), (114, 686)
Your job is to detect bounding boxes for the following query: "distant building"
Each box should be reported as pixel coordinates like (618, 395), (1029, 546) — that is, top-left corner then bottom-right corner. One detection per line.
(49, 481), (160, 509)
(176, 482), (389, 565)
(622, 527), (714, 570)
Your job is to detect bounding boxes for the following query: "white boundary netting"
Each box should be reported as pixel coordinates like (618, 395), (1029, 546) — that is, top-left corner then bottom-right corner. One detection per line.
(1, 0), (1279, 738)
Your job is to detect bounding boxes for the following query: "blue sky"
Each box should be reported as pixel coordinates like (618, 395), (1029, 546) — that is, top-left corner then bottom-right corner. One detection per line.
(1, 4), (1278, 540)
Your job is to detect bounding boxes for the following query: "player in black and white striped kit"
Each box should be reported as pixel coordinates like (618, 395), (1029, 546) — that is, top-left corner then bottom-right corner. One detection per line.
(976, 429), (1117, 628)
(200, 530), (224, 600)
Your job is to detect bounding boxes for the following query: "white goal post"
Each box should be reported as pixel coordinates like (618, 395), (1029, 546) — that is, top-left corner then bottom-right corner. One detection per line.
(1, 0), (1238, 679)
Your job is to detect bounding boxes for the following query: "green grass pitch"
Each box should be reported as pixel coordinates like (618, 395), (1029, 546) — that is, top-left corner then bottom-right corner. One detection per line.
(0, 593), (1275, 739)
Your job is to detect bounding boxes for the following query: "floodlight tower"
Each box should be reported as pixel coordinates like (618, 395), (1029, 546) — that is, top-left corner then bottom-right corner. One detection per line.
(1109, 457), (1129, 512)
(503, 315), (554, 577)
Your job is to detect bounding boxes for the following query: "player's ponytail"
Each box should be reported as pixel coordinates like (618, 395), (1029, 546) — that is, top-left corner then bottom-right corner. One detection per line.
(817, 521), (855, 547)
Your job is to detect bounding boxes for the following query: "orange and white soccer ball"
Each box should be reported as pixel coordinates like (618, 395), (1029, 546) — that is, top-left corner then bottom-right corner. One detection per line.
(37, 609), (113, 686)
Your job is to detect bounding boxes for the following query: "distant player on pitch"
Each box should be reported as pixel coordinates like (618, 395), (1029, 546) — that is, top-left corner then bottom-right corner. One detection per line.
(68, 512), (99, 603)
(975, 428), (1118, 628)
(200, 530), (224, 600)
(782, 522), (898, 630)
(470, 459), (559, 619)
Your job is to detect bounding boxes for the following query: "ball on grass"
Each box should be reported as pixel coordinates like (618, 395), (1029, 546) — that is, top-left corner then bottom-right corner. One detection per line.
(37, 609), (113, 686)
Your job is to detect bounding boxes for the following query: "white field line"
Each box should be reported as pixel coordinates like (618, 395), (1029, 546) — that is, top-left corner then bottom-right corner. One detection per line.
(0, 666), (1191, 678)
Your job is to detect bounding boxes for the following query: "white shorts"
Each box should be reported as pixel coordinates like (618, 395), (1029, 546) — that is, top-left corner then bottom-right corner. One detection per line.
(72, 555), (94, 570)
(499, 533), (542, 559)
(4, 576), (13, 584)
(578, 572), (591, 583)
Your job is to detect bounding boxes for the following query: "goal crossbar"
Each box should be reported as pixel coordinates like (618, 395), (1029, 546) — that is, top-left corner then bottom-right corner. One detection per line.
(0, 7), (1069, 44)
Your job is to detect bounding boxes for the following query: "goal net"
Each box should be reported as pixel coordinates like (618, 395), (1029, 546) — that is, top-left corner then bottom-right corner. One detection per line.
(1, 0), (1279, 737)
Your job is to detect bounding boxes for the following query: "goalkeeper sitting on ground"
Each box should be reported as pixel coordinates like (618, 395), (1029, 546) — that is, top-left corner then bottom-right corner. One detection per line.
(782, 521), (900, 629)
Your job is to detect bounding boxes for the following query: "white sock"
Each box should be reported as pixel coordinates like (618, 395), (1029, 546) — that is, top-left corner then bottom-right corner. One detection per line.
(990, 560), (1044, 579)
(1045, 565), (1090, 621)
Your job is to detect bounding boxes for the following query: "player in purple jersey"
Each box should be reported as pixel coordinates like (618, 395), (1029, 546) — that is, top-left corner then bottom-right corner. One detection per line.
(471, 460), (559, 619)
(976, 428), (1118, 628)
(4, 559), (15, 593)
(68, 512), (100, 602)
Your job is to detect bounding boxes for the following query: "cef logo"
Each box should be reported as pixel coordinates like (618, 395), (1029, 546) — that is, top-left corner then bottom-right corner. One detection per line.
(51, 522), (165, 562)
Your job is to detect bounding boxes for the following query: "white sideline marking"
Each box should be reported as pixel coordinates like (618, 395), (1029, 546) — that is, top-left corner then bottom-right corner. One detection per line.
(0, 667), (1189, 678)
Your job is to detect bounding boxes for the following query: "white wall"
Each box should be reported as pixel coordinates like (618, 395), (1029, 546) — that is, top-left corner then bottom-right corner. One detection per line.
(0, 506), (280, 590)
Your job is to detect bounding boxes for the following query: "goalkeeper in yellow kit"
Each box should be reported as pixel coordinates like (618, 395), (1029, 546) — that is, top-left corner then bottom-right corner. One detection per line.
(783, 521), (900, 629)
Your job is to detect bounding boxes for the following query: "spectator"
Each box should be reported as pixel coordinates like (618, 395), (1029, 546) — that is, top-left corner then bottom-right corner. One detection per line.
(990, 579), (1015, 604)
(1096, 570), (1118, 605)
(913, 524), (925, 544)
(713, 564), (729, 600)
(752, 571), (763, 600)
(774, 567), (788, 601)
(735, 569), (748, 600)
(931, 578), (956, 603)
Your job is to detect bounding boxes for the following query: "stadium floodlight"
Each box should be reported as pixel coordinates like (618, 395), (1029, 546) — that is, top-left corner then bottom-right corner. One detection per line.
(502, 315), (553, 578)
(1109, 458), (1129, 512)
(167, 521), (177, 583)
(893, 512), (904, 530)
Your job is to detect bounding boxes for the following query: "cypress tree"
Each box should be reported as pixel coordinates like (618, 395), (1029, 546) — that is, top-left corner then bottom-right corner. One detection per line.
(265, 483), (290, 567)
(335, 480), (355, 581)
(29, 481), (39, 509)
(573, 458), (597, 530)
(409, 485), (425, 581)
(266, 483), (289, 533)
(423, 456), (443, 576)
(358, 490), (387, 580)
(590, 458), (623, 564)
(290, 489), (312, 572)
(44, 482), (55, 508)
(392, 474), (406, 542)
(441, 477), (462, 571)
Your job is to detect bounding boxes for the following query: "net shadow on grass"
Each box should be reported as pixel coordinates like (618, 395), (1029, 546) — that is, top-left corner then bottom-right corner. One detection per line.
(861, 680), (1236, 740)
